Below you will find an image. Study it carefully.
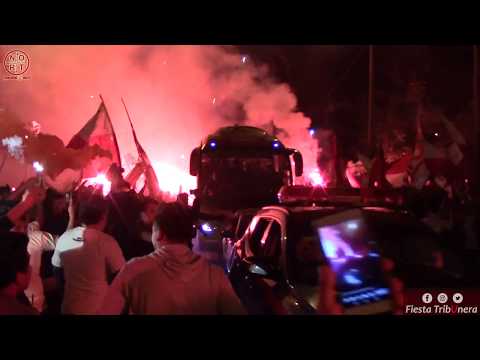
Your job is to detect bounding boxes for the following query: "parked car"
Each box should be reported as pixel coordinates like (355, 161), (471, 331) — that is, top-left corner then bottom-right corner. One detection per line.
(224, 187), (464, 314)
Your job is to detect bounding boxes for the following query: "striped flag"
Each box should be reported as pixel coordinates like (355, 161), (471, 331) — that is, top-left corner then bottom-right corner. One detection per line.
(122, 98), (161, 197)
(67, 100), (122, 178)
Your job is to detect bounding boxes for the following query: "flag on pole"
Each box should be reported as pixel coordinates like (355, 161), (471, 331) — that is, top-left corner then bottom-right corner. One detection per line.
(122, 98), (161, 197)
(128, 113), (152, 168)
(67, 98), (122, 178)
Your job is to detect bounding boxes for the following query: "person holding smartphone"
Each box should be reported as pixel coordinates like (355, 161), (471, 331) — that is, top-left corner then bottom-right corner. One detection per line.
(316, 258), (405, 315)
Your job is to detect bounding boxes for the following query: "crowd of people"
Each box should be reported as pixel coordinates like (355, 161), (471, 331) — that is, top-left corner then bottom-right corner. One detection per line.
(0, 155), (408, 315)
(317, 84), (480, 266)
(0, 159), (249, 315)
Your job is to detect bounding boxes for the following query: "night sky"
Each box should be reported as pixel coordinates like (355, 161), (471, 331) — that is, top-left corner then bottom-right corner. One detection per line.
(238, 45), (476, 125)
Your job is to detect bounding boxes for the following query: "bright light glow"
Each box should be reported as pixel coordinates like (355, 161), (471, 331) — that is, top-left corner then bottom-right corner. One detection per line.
(83, 173), (111, 196)
(343, 288), (390, 304)
(375, 288), (389, 296)
(33, 161), (44, 173)
(2, 135), (24, 160)
(209, 141), (216, 148)
(212, 97), (216, 105)
(90, 95), (94, 99)
(152, 161), (196, 197)
(319, 227), (356, 259)
(344, 273), (363, 286)
(309, 129), (315, 136)
(11, 187), (16, 192)
(241, 56), (247, 63)
(273, 141), (280, 149)
(250, 264), (267, 276)
(309, 169), (325, 187)
(318, 226), (365, 263)
(346, 221), (358, 230)
(434, 132), (439, 137)
(249, 219), (257, 232)
(201, 223), (213, 233)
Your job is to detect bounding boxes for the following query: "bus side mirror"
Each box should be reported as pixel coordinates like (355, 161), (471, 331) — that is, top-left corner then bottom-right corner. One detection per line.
(190, 148), (201, 176)
(293, 151), (303, 177)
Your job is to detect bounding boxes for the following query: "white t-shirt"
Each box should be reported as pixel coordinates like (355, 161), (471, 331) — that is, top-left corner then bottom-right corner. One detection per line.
(25, 221), (57, 312)
(52, 226), (125, 315)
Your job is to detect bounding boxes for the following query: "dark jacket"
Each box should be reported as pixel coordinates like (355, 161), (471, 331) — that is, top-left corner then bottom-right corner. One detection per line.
(0, 216), (13, 231)
(106, 190), (143, 260)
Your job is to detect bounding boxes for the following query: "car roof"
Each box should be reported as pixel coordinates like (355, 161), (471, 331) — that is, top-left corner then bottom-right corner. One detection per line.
(234, 208), (260, 216)
(258, 204), (404, 223)
(261, 204), (370, 214)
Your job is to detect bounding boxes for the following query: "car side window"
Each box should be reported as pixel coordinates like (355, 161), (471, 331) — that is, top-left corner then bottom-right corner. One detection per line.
(236, 214), (254, 239)
(246, 218), (271, 258)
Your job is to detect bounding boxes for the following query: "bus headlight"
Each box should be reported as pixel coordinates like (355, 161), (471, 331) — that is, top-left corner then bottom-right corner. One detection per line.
(201, 223), (214, 235)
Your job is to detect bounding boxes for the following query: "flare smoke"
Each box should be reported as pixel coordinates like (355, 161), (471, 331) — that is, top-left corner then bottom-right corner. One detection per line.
(0, 45), (317, 188)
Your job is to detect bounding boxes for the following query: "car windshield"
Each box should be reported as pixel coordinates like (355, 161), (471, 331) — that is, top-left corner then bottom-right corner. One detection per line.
(199, 154), (291, 210)
(287, 210), (443, 310)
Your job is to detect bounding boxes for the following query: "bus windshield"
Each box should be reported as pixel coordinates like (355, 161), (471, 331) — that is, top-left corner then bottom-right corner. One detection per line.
(198, 154), (292, 210)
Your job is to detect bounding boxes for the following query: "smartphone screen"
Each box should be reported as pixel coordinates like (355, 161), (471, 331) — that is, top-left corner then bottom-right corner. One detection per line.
(313, 209), (392, 314)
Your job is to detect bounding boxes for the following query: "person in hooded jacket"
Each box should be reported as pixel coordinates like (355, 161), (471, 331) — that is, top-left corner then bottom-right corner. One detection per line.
(98, 202), (246, 315)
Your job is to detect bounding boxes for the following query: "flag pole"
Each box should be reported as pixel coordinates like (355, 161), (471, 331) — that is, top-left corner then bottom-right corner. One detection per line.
(98, 94), (122, 169)
(121, 97), (144, 156)
(121, 97), (137, 139)
(368, 45), (375, 151)
(121, 97), (161, 198)
(121, 97), (131, 124)
(121, 97), (142, 167)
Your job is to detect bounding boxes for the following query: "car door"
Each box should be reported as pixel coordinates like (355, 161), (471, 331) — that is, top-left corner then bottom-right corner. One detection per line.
(248, 218), (292, 315)
(262, 215), (316, 315)
(223, 211), (255, 272)
(228, 216), (272, 314)
(244, 215), (313, 315)
(232, 209), (304, 314)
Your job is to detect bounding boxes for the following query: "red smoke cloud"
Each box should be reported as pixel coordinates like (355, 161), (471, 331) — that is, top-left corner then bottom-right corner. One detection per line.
(0, 45), (317, 190)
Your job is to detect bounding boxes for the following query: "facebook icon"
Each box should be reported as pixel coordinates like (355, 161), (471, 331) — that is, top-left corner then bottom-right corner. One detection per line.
(422, 293), (433, 304)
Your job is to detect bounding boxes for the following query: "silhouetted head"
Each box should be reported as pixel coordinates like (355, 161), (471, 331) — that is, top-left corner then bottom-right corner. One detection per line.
(78, 195), (109, 231)
(152, 202), (195, 247)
